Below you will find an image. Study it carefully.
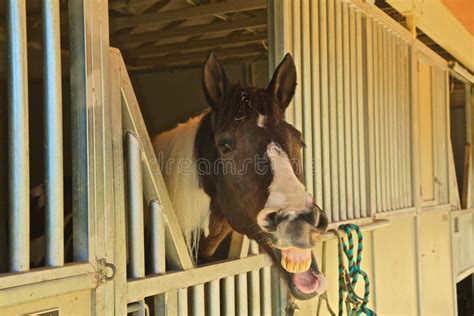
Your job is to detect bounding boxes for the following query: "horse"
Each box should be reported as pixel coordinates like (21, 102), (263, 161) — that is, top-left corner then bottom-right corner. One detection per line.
(153, 53), (329, 300)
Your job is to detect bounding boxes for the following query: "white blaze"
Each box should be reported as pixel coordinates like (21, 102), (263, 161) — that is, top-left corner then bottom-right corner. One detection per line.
(257, 142), (313, 229)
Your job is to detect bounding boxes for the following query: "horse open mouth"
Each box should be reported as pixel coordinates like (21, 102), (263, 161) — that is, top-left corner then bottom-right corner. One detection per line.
(273, 247), (327, 300)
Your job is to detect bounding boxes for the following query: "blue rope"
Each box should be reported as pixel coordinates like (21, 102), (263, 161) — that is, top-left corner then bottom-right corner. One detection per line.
(335, 224), (376, 316)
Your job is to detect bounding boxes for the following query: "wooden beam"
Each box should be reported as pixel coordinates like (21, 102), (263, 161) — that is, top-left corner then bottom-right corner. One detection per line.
(126, 53), (266, 73)
(114, 14), (267, 45)
(125, 31), (267, 58)
(110, 0), (266, 30)
(131, 44), (266, 67)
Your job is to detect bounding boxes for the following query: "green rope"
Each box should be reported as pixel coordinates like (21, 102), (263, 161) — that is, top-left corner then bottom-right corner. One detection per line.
(318, 224), (376, 316)
(336, 224), (376, 316)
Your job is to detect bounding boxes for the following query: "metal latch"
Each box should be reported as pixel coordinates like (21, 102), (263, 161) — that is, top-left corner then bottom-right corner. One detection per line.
(97, 258), (117, 285)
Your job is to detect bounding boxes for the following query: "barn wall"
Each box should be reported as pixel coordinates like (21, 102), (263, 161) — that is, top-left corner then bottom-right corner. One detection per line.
(269, 0), (458, 314)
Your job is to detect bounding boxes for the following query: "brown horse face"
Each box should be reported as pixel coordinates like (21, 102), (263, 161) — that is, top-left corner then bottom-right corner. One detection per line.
(198, 53), (328, 299)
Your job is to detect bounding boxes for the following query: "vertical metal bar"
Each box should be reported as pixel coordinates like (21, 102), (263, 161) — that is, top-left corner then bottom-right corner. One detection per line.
(236, 274), (249, 316)
(270, 267), (287, 316)
(328, 0), (340, 221)
(222, 276), (235, 316)
(260, 267), (272, 316)
(69, 0), (89, 262)
(206, 280), (220, 316)
(342, 2), (354, 219)
(335, 0), (347, 220)
(310, 0), (323, 210)
(285, 1), (295, 125)
(150, 200), (165, 273)
(373, 21), (382, 213)
(7, 0), (30, 272)
(291, 0), (302, 131)
(319, 0), (332, 216)
(43, 0), (64, 267)
(403, 42), (411, 208)
(356, 11), (367, 217)
(381, 26), (389, 211)
(365, 15), (376, 217)
(349, 6), (361, 217)
(248, 241), (260, 315)
(178, 288), (188, 316)
(150, 200), (166, 314)
(389, 31), (398, 210)
(301, 0), (313, 195)
(388, 30), (396, 210)
(192, 284), (205, 316)
(127, 132), (145, 278)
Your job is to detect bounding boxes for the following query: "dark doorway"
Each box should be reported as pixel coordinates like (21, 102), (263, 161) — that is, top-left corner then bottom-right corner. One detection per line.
(457, 274), (474, 316)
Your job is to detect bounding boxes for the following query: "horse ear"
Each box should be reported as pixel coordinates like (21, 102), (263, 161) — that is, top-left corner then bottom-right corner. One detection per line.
(203, 52), (230, 110)
(267, 53), (296, 110)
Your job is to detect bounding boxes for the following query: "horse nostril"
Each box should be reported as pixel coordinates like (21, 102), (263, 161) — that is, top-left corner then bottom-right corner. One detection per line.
(316, 210), (329, 232)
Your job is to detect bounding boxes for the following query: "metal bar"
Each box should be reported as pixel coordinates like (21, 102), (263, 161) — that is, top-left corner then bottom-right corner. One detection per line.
(365, 15), (376, 217)
(150, 200), (165, 274)
(177, 288), (188, 316)
(356, 11), (367, 217)
(310, 0), (323, 208)
(260, 267), (272, 316)
(319, 0), (332, 216)
(270, 267), (287, 316)
(373, 22), (382, 213)
(127, 132), (146, 278)
(349, 6), (361, 217)
(206, 280), (220, 316)
(335, 0), (347, 220)
(69, 0), (89, 262)
(236, 274), (249, 316)
(342, 2), (354, 219)
(328, 0), (339, 221)
(389, 30), (397, 210)
(249, 270), (261, 316)
(381, 26), (389, 211)
(150, 200), (166, 315)
(291, 0), (302, 130)
(222, 276), (235, 316)
(43, 0), (64, 267)
(320, 219), (390, 242)
(301, 0), (313, 195)
(192, 284), (205, 316)
(389, 31), (398, 210)
(247, 241), (260, 316)
(7, 0), (30, 272)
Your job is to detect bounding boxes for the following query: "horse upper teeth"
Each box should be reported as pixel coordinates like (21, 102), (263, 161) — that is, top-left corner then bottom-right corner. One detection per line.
(281, 251), (311, 273)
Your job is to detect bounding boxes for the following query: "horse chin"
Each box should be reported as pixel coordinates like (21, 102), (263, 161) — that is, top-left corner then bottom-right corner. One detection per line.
(272, 248), (327, 300)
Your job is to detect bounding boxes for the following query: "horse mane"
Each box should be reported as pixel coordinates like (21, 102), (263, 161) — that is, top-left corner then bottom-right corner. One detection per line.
(153, 114), (211, 260)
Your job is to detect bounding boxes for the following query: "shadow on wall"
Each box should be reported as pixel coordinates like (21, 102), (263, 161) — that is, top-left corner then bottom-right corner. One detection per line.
(129, 60), (268, 136)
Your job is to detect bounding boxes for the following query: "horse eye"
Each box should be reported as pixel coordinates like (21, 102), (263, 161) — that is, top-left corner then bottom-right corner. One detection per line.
(301, 140), (307, 148)
(218, 139), (234, 154)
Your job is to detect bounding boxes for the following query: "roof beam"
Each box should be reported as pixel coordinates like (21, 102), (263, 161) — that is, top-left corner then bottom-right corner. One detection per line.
(110, 0), (266, 30)
(124, 31), (267, 58)
(113, 14), (267, 46)
(131, 44), (266, 67)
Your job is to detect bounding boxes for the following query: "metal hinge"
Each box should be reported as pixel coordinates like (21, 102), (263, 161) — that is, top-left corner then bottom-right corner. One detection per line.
(97, 258), (117, 285)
